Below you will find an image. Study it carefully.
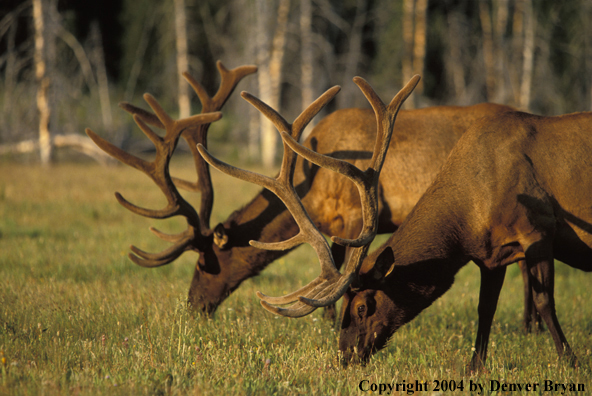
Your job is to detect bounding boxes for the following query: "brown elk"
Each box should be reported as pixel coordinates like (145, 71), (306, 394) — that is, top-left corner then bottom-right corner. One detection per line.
(87, 62), (525, 325)
(210, 84), (592, 370)
(333, 108), (592, 370)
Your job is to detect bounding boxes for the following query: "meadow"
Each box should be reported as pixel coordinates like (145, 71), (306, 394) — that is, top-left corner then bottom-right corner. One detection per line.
(0, 156), (591, 395)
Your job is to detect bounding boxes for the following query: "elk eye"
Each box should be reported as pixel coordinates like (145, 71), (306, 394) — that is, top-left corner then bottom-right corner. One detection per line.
(357, 305), (367, 318)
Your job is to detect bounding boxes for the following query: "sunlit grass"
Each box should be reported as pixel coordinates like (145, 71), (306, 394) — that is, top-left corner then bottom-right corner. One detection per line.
(1, 159), (591, 395)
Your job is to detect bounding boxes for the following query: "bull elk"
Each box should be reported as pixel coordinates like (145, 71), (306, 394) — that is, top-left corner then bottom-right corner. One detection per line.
(333, 108), (592, 370)
(88, 61), (533, 328)
(208, 85), (592, 370)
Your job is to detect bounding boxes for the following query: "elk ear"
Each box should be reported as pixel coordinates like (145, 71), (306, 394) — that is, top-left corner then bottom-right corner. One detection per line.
(372, 247), (395, 280)
(213, 223), (229, 249)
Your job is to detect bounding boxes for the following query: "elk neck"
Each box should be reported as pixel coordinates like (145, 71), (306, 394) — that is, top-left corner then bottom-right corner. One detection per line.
(220, 187), (301, 273)
(365, 178), (470, 314)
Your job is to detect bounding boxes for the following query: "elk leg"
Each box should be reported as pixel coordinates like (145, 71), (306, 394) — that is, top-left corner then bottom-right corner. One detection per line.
(469, 265), (506, 372)
(519, 260), (543, 333)
(527, 257), (577, 366)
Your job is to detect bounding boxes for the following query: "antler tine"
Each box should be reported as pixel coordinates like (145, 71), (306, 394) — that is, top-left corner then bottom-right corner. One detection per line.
(241, 86), (341, 185)
(355, 75), (421, 172)
(127, 248), (185, 268)
(256, 270), (357, 317)
(244, 76), (419, 317)
(86, 127), (152, 174)
(174, 62), (257, 231)
(119, 102), (165, 129)
(240, 91), (292, 136)
(125, 227), (195, 268)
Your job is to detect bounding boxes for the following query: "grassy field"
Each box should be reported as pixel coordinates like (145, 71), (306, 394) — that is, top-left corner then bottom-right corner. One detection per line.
(1, 158), (591, 395)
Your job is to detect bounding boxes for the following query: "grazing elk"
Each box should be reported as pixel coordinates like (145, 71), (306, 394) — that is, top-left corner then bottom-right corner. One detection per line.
(210, 85), (592, 370)
(88, 62), (525, 324)
(331, 108), (592, 370)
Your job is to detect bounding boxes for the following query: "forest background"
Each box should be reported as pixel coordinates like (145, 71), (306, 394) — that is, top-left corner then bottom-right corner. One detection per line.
(0, 0), (591, 166)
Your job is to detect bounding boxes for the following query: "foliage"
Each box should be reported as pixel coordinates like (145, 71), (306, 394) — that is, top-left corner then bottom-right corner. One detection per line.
(1, 159), (591, 395)
(1, 0), (592, 163)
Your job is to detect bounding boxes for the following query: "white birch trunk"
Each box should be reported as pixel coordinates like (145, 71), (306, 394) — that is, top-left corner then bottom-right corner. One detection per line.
(33, 0), (52, 165)
(174, 0), (190, 118)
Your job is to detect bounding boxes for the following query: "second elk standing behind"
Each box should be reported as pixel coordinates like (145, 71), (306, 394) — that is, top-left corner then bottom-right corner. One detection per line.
(202, 79), (592, 370)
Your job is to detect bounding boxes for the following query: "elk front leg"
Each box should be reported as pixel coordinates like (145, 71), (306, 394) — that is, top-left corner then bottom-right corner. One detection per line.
(519, 260), (543, 333)
(527, 256), (577, 366)
(469, 265), (506, 372)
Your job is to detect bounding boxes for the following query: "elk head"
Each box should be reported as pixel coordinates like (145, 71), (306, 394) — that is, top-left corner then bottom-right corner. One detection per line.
(87, 61), (257, 315)
(336, 245), (452, 364)
(198, 75), (420, 357)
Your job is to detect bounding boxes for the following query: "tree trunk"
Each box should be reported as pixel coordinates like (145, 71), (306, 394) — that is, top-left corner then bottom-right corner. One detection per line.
(510, 0), (524, 106)
(479, 0), (496, 101)
(340, 0), (366, 109)
(402, 0), (427, 108)
(4, 22), (16, 119)
(256, 0), (273, 166)
(480, 0), (511, 103)
(33, 0), (52, 165)
(90, 23), (113, 129)
(2, 2), (29, 123)
(124, 10), (155, 102)
(258, 0), (290, 167)
(300, 0), (314, 139)
(174, 0), (190, 118)
(446, 11), (467, 102)
(402, 0), (414, 108)
(519, 0), (535, 111)
(412, 0), (427, 99)
(493, 0), (509, 103)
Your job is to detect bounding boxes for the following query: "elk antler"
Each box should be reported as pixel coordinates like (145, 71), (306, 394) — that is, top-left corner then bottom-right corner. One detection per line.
(119, 61), (257, 231)
(198, 75), (421, 317)
(86, 94), (222, 267)
(87, 61), (256, 268)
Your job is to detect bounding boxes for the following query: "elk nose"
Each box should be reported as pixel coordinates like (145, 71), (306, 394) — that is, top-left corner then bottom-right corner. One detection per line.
(338, 348), (370, 367)
(338, 349), (352, 367)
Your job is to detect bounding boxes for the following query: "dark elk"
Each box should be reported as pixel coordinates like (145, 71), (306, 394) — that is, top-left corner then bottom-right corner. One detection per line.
(87, 61), (540, 329)
(210, 82), (592, 370)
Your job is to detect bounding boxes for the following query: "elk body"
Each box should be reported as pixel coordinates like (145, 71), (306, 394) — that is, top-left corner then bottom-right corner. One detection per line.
(337, 110), (592, 369)
(196, 102), (518, 316)
(88, 62), (514, 317)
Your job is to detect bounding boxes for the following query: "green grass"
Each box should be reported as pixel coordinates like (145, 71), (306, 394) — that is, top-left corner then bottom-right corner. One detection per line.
(0, 158), (591, 395)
